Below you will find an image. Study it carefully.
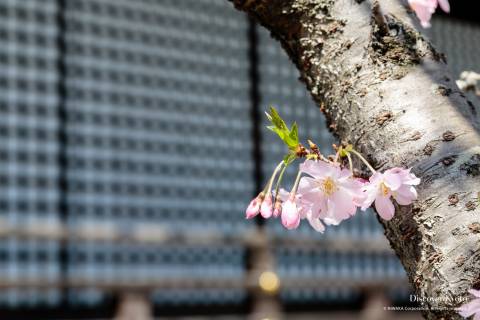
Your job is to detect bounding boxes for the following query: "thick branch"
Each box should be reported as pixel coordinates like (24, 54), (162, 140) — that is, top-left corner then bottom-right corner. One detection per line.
(229, 0), (480, 318)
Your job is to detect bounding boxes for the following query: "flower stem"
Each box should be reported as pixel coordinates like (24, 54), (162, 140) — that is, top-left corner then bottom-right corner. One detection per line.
(273, 163), (287, 203)
(346, 152), (353, 174)
(265, 161), (284, 194)
(350, 149), (376, 173)
(334, 149), (340, 163)
(290, 168), (303, 198)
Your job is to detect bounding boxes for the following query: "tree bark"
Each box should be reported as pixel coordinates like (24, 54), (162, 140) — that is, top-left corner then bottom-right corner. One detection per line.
(228, 0), (480, 319)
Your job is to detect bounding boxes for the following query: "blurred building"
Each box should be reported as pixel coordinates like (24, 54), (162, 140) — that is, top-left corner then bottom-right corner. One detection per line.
(0, 0), (478, 319)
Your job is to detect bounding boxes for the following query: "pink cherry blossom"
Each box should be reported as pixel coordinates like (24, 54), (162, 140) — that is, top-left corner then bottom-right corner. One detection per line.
(408, 0), (450, 28)
(245, 192), (264, 219)
(299, 160), (365, 225)
(361, 168), (420, 220)
(458, 289), (480, 320)
(260, 194), (273, 218)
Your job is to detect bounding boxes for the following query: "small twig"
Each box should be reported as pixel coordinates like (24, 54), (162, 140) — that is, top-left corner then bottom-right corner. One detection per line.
(372, 0), (389, 35)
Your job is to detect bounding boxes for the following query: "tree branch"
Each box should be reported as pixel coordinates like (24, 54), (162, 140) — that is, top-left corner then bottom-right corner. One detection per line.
(228, 0), (480, 318)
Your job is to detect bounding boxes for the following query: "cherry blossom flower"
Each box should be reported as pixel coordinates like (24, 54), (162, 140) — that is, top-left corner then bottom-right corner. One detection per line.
(245, 192), (264, 219)
(408, 0), (450, 28)
(361, 168), (420, 220)
(299, 160), (365, 225)
(458, 289), (480, 320)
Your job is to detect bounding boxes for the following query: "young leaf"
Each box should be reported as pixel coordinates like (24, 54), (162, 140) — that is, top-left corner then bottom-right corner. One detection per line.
(268, 106), (288, 131)
(268, 126), (287, 142)
(265, 111), (273, 122)
(265, 107), (300, 149)
(283, 136), (298, 149)
(289, 122), (299, 145)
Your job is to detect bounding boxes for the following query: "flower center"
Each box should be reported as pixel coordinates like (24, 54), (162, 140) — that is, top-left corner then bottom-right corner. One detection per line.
(320, 177), (337, 197)
(380, 182), (390, 196)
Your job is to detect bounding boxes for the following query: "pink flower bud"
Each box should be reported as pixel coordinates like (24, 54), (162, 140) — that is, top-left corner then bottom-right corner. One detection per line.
(273, 200), (282, 218)
(281, 198), (300, 230)
(245, 193), (264, 219)
(408, 0), (450, 28)
(260, 194), (273, 218)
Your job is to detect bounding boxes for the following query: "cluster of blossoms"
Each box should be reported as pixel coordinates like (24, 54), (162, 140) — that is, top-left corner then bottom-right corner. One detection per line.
(245, 108), (421, 232)
(408, 0), (450, 28)
(245, 108), (477, 320)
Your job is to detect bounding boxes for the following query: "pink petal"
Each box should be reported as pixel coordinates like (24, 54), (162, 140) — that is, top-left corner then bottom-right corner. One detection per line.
(306, 211), (325, 233)
(260, 195), (273, 218)
(384, 169), (403, 190)
(438, 0), (450, 13)
(420, 20), (431, 28)
(338, 167), (353, 179)
(323, 199), (342, 225)
(276, 188), (290, 202)
(470, 290), (480, 298)
(401, 168), (421, 185)
(361, 190), (377, 210)
(307, 193), (328, 220)
(458, 299), (480, 318)
(409, 0), (435, 28)
(360, 180), (379, 210)
(375, 196), (395, 220)
(332, 189), (357, 220)
(369, 172), (384, 184)
(393, 185), (417, 205)
(340, 178), (366, 206)
(297, 177), (317, 194)
(474, 313), (480, 320)
(300, 160), (336, 179)
(301, 189), (326, 208)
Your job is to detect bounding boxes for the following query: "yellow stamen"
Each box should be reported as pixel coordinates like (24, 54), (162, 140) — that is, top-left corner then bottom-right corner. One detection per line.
(380, 182), (390, 196)
(319, 177), (337, 197)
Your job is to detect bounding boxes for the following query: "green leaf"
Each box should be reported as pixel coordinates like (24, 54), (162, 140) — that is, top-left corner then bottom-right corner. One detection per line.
(289, 122), (299, 145)
(283, 136), (298, 149)
(265, 107), (300, 149)
(268, 106), (288, 131)
(267, 126), (287, 142)
(264, 111), (273, 122)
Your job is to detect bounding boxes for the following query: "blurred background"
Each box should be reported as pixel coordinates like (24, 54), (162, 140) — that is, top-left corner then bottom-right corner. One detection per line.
(0, 0), (478, 319)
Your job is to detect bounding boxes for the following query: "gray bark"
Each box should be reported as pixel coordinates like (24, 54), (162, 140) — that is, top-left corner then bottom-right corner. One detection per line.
(228, 0), (480, 319)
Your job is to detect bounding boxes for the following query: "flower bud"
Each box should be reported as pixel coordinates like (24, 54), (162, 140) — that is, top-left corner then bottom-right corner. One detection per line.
(281, 198), (300, 230)
(260, 194), (273, 218)
(273, 200), (282, 218)
(245, 192), (264, 219)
